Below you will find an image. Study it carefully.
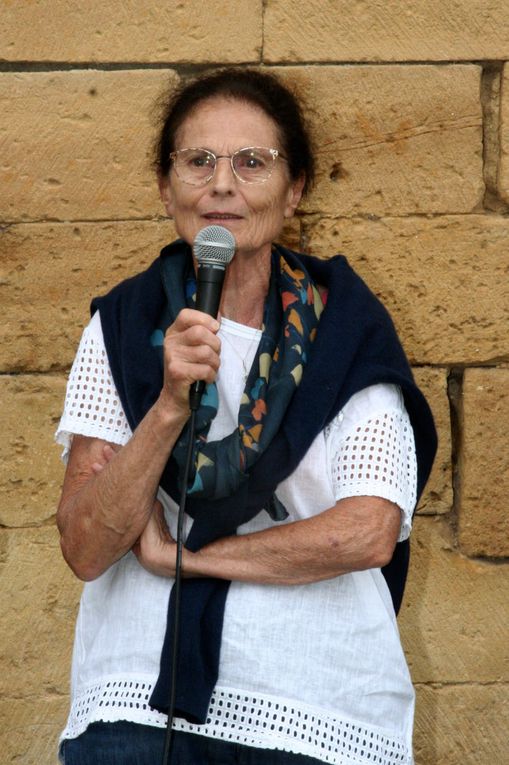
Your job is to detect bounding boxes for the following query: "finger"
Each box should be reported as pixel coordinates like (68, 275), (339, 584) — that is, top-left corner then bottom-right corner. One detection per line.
(176, 343), (222, 372)
(91, 444), (119, 474)
(155, 506), (174, 543)
(169, 362), (220, 388)
(172, 308), (220, 334)
(163, 347), (221, 392)
(166, 326), (222, 358)
(102, 444), (118, 461)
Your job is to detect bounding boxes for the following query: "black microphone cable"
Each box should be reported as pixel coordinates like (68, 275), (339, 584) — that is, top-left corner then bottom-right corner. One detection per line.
(161, 225), (235, 764)
(161, 405), (197, 765)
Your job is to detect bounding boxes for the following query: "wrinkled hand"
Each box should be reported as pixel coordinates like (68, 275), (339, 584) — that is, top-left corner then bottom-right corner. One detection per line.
(132, 501), (178, 578)
(159, 308), (221, 416)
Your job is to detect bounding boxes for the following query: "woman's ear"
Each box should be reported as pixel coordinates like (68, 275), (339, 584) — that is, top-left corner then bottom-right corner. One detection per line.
(284, 173), (306, 218)
(158, 173), (174, 217)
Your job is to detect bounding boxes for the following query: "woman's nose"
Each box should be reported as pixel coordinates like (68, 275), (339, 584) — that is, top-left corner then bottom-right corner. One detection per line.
(210, 156), (236, 193)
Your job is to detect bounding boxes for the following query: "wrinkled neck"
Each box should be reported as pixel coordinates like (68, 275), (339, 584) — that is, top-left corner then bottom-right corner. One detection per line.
(219, 246), (271, 328)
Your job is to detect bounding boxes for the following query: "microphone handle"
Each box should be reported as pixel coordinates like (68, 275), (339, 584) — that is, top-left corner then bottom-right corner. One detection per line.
(189, 265), (226, 410)
(194, 264), (226, 316)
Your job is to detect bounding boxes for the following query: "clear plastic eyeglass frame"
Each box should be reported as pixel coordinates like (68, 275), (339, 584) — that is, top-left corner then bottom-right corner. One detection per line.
(168, 146), (288, 186)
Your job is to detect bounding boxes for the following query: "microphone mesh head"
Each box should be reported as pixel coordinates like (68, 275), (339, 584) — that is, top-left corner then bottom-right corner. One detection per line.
(194, 225), (236, 266)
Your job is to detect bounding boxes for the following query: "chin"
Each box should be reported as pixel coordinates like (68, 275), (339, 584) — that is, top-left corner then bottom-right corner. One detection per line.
(201, 218), (243, 230)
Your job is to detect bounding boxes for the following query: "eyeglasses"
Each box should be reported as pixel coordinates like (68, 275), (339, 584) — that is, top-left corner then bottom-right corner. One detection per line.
(169, 146), (288, 186)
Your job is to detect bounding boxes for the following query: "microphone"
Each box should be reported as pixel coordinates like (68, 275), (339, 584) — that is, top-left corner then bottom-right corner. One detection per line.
(189, 225), (236, 410)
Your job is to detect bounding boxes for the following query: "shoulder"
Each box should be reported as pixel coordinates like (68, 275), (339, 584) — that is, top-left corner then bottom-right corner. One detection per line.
(276, 245), (389, 321)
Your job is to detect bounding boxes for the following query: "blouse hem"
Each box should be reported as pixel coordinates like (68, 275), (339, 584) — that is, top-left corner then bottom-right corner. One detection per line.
(60, 676), (413, 765)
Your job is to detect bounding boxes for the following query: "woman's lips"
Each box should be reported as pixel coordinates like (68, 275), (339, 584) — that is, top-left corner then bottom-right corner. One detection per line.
(203, 213), (242, 220)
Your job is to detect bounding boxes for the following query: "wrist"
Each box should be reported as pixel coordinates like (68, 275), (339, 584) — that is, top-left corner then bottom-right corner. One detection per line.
(151, 392), (190, 434)
(183, 547), (208, 579)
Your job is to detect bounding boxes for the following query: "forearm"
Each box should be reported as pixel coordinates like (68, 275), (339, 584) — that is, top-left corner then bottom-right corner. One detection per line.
(183, 496), (401, 586)
(57, 308), (223, 581)
(57, 397), (187, 581)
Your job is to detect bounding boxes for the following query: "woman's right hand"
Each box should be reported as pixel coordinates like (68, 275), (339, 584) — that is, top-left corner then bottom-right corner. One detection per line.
(157, 308), (221, 416)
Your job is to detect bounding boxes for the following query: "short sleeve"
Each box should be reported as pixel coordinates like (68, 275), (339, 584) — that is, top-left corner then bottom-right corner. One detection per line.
(325, 384), (417, 541)
(55, 311), (132, 461)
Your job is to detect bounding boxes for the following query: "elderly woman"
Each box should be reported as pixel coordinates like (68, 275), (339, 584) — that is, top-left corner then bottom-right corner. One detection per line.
(56, 69), (436, 765)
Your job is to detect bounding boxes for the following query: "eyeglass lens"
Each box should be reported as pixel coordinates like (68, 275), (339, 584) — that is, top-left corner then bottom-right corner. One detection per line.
(173, 148), (275, 185)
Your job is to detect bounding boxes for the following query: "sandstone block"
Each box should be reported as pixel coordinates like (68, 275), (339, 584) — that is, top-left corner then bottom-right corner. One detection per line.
(0, 218), (300, 373)
(0, 376), (68, 527)
(265, 0), (509, 62)
(0, 70), (177, 222)
(0, 696), (69, 765)
(0, 65), (483, 222)
(0, 526), (81, 700)
(413, 369), (452, 516)
(399, 516), (508, 684)
(0, 1), (261, 63)
(413, 684), (509, 765)
(459, 368), (509, 557)
(304, 215), (509, 365)
(277, 65), (483, 216)
(498, 63), (509, 205)
(0, 220), (176, 372)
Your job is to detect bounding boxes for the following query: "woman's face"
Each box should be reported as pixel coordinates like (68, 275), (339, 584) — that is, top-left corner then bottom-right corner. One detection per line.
(159, 97), (304, 260)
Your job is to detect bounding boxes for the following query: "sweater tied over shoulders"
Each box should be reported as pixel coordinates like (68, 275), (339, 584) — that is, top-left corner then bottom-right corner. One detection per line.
(92, 240), (437, 722)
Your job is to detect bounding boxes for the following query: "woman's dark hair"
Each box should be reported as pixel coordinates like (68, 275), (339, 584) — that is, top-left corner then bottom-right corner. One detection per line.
(154, 68), (315, 194)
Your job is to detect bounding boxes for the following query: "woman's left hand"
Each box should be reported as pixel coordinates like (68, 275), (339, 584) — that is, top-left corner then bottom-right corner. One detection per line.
(132, 501), (179, 578)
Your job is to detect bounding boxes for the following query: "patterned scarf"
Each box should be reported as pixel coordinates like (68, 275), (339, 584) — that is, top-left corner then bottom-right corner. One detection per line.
(155, 248), (324, 510)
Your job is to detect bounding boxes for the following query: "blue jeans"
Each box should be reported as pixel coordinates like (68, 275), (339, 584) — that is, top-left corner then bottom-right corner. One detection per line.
(59, 721), (325, 764)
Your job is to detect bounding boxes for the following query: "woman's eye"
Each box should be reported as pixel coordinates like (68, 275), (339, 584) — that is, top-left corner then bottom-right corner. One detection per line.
(237, 154), (265, 170)
(190, 155), (212, 168)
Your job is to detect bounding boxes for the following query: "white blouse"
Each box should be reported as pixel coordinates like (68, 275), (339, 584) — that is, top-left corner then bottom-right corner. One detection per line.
(56, 311), (418, 765)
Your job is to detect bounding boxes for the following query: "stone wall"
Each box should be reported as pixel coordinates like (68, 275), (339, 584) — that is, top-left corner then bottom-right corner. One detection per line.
(1, 2), (508, 763)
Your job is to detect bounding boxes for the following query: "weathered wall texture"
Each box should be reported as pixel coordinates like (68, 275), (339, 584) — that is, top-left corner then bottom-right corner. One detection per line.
(1, 2), (508, 763)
